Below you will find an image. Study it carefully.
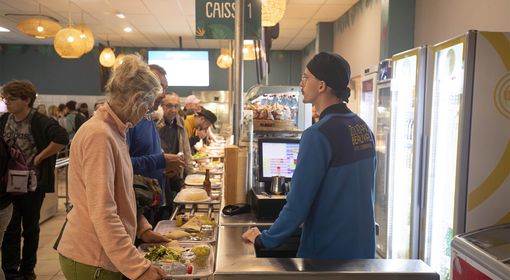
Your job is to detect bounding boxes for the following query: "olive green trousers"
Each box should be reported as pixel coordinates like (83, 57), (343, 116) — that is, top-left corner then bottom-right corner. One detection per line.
(59, 254), (123, 280)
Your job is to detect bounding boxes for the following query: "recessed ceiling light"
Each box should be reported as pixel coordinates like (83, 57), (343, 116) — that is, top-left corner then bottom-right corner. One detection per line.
(0, 26), (10, 32)
(124, 27), (132, 33)
(116, 12), (125, 19)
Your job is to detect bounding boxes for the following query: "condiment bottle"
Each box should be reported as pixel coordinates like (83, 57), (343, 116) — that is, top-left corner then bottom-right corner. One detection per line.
(203, 169), (211, 196)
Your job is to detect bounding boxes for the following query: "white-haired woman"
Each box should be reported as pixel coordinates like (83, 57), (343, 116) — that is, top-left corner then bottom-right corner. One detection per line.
(57, 55), (169, 280)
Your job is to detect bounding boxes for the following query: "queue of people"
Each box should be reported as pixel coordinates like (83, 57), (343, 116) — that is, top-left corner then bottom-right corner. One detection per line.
(1, 51), (375, 280)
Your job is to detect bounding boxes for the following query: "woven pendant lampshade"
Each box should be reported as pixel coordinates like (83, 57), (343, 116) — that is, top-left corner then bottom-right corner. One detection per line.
(76, 24), (94, 53)
(17, 18), (62, 39)
(216, 48), (232, 69)
(114, 53), (125, 68)
(261, 0), (286, 27)
(242, 41), (257, 61)
(54, 27), (86, 58)
(99, 47), (116, 67)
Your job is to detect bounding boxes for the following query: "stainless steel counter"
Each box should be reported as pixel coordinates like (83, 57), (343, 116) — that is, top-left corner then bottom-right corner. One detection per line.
(219, 211), (274, 226)
(214, 226), (439, 280)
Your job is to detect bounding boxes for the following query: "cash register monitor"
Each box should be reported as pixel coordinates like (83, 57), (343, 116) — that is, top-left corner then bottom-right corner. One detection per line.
(258, 138), (300, 183)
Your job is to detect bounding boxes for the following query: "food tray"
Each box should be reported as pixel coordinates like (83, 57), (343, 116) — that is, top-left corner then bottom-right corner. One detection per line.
(184, 174), (221, 187)
(139, 242), (214, 279)
(154, 220), (217, 243)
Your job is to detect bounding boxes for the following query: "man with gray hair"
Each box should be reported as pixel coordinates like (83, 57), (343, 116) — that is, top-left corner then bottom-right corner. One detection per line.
(157, 92), (193, 210)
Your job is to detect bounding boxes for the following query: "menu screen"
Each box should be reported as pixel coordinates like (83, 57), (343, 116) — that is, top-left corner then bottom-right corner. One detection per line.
(260, 141), (299, 179)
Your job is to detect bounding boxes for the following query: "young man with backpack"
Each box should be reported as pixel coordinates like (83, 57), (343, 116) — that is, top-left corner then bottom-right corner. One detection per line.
(63, 100), (86, 140)
(0, 80), (69, 280)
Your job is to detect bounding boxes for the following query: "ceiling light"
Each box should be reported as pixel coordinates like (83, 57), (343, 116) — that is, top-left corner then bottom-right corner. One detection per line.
(76, 23), (95, 54)
(216, 48), (232, 69)
(99, 45), (116, 67)
(124, 27), (132, 33)
(261, 0), (286, 27)
(17, 18), (61, 39)
(54, 27), (86, 58)
(114, 53), (125, 68)
(116, 13), (125, 19)
(0, 27), (10, 32)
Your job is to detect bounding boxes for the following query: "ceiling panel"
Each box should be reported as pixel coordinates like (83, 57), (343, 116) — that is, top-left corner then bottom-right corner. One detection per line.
(284, 4), (321, 18)
(314, 5), (351, 21)
(0, 0), (359, 50)
(109, 0), (150, 14)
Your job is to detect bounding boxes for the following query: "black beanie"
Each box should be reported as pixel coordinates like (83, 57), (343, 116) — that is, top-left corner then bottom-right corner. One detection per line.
(306, 52), (351, 102)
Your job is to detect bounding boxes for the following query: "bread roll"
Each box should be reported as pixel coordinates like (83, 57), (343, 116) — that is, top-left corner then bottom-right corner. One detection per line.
(166, 230), (190, 240)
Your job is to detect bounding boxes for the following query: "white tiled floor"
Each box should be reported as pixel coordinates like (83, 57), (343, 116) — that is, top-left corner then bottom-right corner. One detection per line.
(34, 200), (67, 280)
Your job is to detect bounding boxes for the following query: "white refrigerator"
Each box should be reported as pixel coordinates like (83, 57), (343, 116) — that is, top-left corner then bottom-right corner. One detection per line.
(374, 47), (427, 259)
(359, 71), (378, 131)
(421, 30), (510, 280)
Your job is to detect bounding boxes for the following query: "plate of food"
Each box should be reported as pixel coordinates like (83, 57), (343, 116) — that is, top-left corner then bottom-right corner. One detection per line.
(154, 217), (217, 243)
(174, 188), (210, 203)
(184, 174), (221, 187)
(139, 241), (213, 278)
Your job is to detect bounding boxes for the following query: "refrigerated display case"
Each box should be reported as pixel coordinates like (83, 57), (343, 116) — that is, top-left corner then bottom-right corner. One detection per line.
(374, 47), (427, 260)
(244, 85), (311, 131)
(374, 65), (391, 259)
(359, 71), (377, 131)
(451, 223), (510, 279)
(421, 31), (510, 280)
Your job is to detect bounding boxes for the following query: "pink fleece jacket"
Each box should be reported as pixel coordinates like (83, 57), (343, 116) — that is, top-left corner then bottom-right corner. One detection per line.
(58, 103), (152, 279)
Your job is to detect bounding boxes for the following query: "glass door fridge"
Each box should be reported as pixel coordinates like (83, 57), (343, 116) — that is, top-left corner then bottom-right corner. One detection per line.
(422, 36), (467, 280)
(422, 30), (510, 280)
(375, 47), (426, 260)
(360, 71), (377, 131)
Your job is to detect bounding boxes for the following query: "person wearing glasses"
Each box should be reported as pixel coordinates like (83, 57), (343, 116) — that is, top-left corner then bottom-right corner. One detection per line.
(0, 80), (69, 280)
(126, 64), (185, 226)
(57, 55), (172, 280)
(157, 92), (193, 211)
(242, 52), (377, 260)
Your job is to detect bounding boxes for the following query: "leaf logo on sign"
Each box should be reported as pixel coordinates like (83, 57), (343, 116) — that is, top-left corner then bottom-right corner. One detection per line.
(196, 27), (206, 37)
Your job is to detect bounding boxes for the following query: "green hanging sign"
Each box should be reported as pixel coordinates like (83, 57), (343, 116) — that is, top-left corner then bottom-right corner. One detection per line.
(195, 0), (261, 40)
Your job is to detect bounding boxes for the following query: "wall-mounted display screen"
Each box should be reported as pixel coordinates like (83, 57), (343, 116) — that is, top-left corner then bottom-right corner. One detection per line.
(148, 50), (209, 86)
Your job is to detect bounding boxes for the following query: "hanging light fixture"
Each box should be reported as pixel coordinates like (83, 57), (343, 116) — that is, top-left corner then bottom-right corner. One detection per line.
(77, 11), (94, 54)
(216, 48), (232, 69)
(54, 27), (86, 58)
(261, 0), (286, 27)
(76, 24), (94, 53)
(17, 18), (61, 39)
(15, 5), (61, 39)
(53, 1), (86, 58)
(242, 40), (257, 61)
(99, 39), (116, 67)
(114, 53), (125, 68)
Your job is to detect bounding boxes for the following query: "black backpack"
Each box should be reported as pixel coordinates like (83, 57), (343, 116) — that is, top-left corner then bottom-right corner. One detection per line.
(0, 137), (10, 189)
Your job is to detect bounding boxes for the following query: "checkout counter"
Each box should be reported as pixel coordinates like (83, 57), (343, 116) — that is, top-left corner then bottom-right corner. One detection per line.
(216, 206), (439, 280)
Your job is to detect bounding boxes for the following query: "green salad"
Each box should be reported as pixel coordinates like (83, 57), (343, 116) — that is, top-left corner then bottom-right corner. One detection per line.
(144, 245), (182, 262)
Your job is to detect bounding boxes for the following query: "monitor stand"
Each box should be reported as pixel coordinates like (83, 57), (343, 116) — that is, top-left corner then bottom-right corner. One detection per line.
(250, 185), (287, 219)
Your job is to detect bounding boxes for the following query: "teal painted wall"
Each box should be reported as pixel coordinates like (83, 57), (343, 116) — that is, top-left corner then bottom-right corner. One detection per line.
(0, 44), (302, 96)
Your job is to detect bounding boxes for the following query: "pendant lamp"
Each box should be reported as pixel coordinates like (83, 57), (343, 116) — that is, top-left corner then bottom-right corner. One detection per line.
(216, 48), (233, 69)
(17, 17), (61, 39)
(53, 2), (86, 58)
(76, 23), (94, 54)
(99, 42), (116, 67)
(54, 27), (86, 58)
(261, 0), (286, 27)
(114, 53), (125, 68)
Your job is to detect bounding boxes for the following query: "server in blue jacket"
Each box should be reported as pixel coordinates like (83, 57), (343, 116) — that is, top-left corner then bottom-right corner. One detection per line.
(242, 52), (377, 259)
